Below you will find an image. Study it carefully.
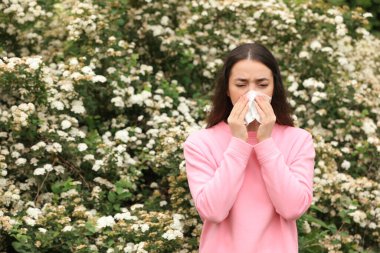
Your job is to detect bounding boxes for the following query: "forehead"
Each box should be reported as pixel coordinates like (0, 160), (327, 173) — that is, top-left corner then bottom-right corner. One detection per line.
(230, 59), (272, 78)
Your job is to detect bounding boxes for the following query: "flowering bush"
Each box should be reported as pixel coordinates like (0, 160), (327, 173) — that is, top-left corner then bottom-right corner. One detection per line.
(0, 0), (379, 252)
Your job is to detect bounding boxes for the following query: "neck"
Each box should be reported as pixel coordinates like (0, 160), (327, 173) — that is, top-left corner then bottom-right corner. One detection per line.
(247, 120), (260, 132)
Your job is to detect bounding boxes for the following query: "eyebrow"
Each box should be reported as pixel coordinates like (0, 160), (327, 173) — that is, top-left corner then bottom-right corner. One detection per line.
(234, 77), (269, 82)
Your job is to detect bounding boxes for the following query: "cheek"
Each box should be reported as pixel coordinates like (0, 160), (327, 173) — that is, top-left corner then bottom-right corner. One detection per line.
(231, 92), (245, 105)
(266, 84), (274, 97)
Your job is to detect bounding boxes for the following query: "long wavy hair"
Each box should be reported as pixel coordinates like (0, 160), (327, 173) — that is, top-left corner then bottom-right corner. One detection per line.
(205, 42), (294, 128)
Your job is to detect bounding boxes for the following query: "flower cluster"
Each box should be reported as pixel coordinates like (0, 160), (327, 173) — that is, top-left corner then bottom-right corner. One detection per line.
(0, 0), (379, 252)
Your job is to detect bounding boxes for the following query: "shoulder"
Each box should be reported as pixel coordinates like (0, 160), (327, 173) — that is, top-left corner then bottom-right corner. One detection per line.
(273, 124), (314, 151)
(184, 121), (228, 147)
(273, 124), (315, 156)
(275, 124), (313, 140)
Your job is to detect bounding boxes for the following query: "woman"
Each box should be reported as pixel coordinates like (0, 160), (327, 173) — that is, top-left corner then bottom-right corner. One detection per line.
(183, 43), (315, 253)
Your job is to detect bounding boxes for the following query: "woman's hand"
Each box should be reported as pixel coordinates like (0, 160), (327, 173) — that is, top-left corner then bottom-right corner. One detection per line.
(227, 95), (249, 142)
(254, 95), (276, 142)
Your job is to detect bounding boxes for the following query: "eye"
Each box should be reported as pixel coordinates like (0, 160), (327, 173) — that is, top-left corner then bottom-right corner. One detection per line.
(236, 83), (246, 87)
(259, 83), (268, 87)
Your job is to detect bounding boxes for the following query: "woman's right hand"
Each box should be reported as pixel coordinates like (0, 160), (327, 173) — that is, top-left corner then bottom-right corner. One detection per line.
(227, 94), (249, 142)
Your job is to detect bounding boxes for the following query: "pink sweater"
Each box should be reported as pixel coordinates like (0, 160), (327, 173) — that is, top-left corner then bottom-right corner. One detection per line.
(183, 120), (315, 253)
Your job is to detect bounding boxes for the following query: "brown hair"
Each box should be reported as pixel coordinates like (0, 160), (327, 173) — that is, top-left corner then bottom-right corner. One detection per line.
(205, 42), (294, 128)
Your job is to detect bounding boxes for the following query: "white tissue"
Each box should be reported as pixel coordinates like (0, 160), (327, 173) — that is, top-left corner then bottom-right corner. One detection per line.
(244, 90), (272, 125)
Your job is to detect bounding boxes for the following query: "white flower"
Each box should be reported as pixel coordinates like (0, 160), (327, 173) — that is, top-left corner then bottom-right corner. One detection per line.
(114, 212), (138, 221)
(160, 16), (169, 26)
(368, 222), (377, 229)
(287, 78), (298, 91)
(121, 75), (132, 83)
(171, 214), (184, 231)
(362, 118), (376, 134)
(92, 160), (103, 172)
(33, 168), (46, 175)
(38, 228), (47, 234)
(19, 103), (30, 111)
(69, 58), (79, 66)
(303, 78), (325, 89)
(54, 165), (65, 174)
(71, 100), (86, 114)
(60, 81), (74, 91)
(254, 10), (263, 19)
(338, 57), (348, 66)
(81, 66), (94, 75)
(83, 154), (95, 161)
(349, 210), (367, 224)
(111, 96), (125, 108)
(0, 179), (7, 188)
(62, 225), (73, 232)
(321, 47), (333, 54)
(96, 216), (115, 230)
(46, 143), (62, 153)
(178, 102), (190, 115)
(150, 182), (158, 188)
(61, 120), (72, 130)
(27, 207), (42, 219)
(31, 158), (39, 165)
(141, 224), (149, 233)
(115, 129), (129, 143)
(26, 57), (42, 70)
(160, 200), (168, 207)
(310, 40), (322, 50)
(51, 100), (65, 110)
(148, 25), (165, 36)
(336, 24), (347, 36)
(130, 204), (144, 211)
(107, 67), (116, 74)
(124, 243), (135, 253)
(335, 15), (343, 24)
(299, 51), (309, 58)
(363, 12), (373, 18)
(341, 160), (351, 170)
(24, 216), (36, 226)
(15, 158), (27, 166)
(140, 64), (153, 75)
(162, 229), (183, 240)
(311, 91), (327, 104)
(44, 164), (53, 172)
(302, 221), (311, 233)
(78, 143), (88, 152)
(92, 75), (107, 83)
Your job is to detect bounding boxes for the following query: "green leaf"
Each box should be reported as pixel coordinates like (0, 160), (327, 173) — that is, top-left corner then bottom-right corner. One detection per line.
(108, 191), (117, 203)
(85, 221), (97, 235)
(12, 242), (33, 253)
(117, 191), (131, 200)
(113, 203), (121, 211)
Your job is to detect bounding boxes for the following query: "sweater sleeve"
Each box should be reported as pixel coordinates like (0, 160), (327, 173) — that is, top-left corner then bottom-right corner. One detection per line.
(183, 136), (253, 223)
(253, 133), (315, 221)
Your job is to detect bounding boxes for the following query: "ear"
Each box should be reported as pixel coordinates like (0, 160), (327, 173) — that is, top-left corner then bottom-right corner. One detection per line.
(226, 90), (230, 97)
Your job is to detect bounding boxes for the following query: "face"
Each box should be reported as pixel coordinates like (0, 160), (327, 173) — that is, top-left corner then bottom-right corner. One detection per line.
(227, 59), (274, 105)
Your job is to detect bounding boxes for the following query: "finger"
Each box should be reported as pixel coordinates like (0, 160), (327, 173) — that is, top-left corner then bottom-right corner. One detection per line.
(237, 99), (249, 120)
(255, 97), (275, 122)
(234, 96), (248, 115)
(230, 95), (247, 118)
(254, 100), (265, 119)
(255, 96), (271, 114)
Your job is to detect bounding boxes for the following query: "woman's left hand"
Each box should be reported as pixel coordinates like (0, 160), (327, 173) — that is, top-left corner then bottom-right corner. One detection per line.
(254, 95), (276, 142)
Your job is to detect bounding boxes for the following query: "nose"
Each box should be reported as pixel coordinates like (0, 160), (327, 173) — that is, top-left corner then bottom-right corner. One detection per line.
(247, 85), (259, 93)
